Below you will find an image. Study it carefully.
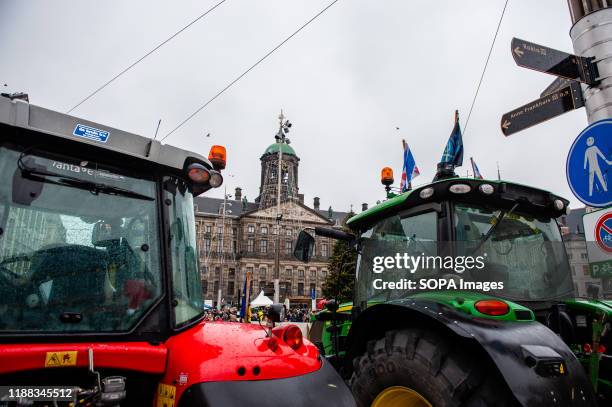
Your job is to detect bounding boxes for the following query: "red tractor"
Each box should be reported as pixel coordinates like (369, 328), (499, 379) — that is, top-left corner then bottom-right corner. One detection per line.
(0, 94), (355, 406)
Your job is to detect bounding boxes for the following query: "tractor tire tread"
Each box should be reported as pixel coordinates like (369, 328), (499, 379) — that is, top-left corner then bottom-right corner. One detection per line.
(349, 327), (517, 407)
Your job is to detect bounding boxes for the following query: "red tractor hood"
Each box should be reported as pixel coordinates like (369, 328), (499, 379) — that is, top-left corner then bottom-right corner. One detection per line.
(0, 321), (322, 405)
(163, 321), (321, 386)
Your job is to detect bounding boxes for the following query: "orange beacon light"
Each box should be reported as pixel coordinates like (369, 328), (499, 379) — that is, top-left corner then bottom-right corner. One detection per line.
(381, 167), (394, 187)
(208, 145), (227, 170)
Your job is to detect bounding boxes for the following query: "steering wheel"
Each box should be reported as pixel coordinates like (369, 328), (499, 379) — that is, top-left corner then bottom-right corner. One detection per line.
(0, 263), (20, 281)
(0, 255), (32, 284)
(0, 263), (24, 307)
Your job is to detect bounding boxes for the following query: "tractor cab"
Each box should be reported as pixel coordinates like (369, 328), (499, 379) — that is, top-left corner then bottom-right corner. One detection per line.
(0, 102), (224, 340)
(0, 96), (355, 406)
(347, 177), (574, 311)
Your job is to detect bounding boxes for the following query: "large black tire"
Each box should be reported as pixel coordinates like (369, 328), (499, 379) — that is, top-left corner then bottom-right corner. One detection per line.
(349, 328), (518, 407)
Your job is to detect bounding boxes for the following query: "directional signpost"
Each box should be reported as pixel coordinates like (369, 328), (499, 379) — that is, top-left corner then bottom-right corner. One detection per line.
(500, 37), (600, 136)
(540, 77), (575, 97)
(511, 38), (599, 85)
(500, 81), (583, 136)
(566, 119), (612, 208)
(583, 208), (612, 280)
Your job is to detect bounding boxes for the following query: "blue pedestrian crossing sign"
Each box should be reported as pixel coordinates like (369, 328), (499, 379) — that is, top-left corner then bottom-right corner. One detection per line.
(566, 119), (612, 207)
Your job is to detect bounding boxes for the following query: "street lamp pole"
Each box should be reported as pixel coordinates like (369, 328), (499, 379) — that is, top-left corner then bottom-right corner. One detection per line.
(273, 110), (292, 304)
(217, 184), (227, 310)
(274, 112), (284, 304)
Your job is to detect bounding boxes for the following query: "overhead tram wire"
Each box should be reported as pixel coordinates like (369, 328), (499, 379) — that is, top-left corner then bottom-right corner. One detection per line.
(160, 0), (341, 142)
(463, 0), (509, 136)
(66, 0), (228, 114)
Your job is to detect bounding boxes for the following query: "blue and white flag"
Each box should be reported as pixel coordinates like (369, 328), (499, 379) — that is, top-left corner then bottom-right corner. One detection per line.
(440, 110), (464, 167)
(470, 157), (483, 179)
(400, 139), (420, 192)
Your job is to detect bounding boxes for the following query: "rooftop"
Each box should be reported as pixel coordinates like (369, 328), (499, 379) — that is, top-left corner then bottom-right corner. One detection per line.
(263, 142), (296, 157)
(194, 195), (350, 226)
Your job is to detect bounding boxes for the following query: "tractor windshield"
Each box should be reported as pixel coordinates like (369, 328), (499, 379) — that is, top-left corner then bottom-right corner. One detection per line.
(452, 203), (573, 301)
(355, 203), (574, 306)
(0, 144), (162, 332)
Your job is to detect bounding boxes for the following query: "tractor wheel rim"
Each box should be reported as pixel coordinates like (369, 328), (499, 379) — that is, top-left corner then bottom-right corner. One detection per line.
(371, 386), (432, 407)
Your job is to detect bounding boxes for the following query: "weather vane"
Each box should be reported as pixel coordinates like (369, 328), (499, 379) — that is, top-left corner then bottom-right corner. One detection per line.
(275, 110), (292, 144)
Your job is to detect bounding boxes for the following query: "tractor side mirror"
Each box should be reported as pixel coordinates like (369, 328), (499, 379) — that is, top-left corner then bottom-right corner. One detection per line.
(293, 230), (315, 263)
(265, 304), (286, 323)
(12, 159), (45, 206)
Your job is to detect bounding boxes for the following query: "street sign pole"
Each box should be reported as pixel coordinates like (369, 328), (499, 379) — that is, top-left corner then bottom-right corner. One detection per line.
(570, 6), (612, 123)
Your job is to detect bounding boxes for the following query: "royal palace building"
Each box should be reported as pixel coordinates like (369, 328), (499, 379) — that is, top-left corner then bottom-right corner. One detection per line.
(194, 124), (350, 306)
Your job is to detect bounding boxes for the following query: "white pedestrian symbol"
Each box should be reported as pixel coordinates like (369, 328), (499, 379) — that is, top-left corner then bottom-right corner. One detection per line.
(583, 136), (611, 196)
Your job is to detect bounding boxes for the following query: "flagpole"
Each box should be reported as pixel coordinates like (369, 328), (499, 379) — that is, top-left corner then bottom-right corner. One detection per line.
(470, 157), (475, 179)
(401, 139), (410, 191)
(400, 139), (406, 192)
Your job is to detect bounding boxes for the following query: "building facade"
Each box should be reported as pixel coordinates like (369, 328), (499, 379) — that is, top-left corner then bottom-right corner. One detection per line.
(194, 132), (348, 306)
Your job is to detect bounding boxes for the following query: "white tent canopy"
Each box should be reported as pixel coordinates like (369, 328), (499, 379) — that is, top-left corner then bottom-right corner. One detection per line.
(250, 290), (273, 307)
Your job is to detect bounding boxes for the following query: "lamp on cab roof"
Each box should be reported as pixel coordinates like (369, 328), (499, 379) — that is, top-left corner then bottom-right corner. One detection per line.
(209, 145), (226, 170)
(381, 167), (394, 194)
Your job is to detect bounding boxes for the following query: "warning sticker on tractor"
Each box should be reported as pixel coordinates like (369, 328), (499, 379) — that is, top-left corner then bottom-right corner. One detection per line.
(73, 123), (110, 143)
(156, 383), (176, 407)
(44, 351), (77, 368)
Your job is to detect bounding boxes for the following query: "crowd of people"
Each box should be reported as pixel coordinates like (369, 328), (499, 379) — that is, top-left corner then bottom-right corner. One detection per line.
(285, 307), (312, 322)
(201, 305), (313, 323)
(202, 306), (239, 322)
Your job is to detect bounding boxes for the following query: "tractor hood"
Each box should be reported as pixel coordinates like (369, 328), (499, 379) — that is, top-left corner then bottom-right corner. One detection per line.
(162, 321), (321, 386)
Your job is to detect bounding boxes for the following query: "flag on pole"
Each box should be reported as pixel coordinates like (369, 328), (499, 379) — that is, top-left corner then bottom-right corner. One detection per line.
(470, 157), (483, 179)
(440, 110), (464, 167)
(400, 139), (420, 192)
(240, 271), (252, 322)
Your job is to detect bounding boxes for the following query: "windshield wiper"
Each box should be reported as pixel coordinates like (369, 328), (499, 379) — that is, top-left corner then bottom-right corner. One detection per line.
(470, 203), (518, 255)
(20, 166), (154, 201)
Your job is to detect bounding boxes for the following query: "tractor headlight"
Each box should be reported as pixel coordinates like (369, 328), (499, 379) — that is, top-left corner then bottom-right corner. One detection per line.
(479, 184), (494, 195)
(419, 187), (434, 199)
(209, 171), (223, 188)
(553, 199), (565, 211)
(449, 184), (471, 194)
(187, 163), (210, 183)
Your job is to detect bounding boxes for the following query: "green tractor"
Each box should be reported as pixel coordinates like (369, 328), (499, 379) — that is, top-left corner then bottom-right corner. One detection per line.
(295, 174), (610, 406)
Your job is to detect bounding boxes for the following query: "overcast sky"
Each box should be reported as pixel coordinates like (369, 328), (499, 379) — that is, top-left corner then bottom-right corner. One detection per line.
(0, 0), (591, 211)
